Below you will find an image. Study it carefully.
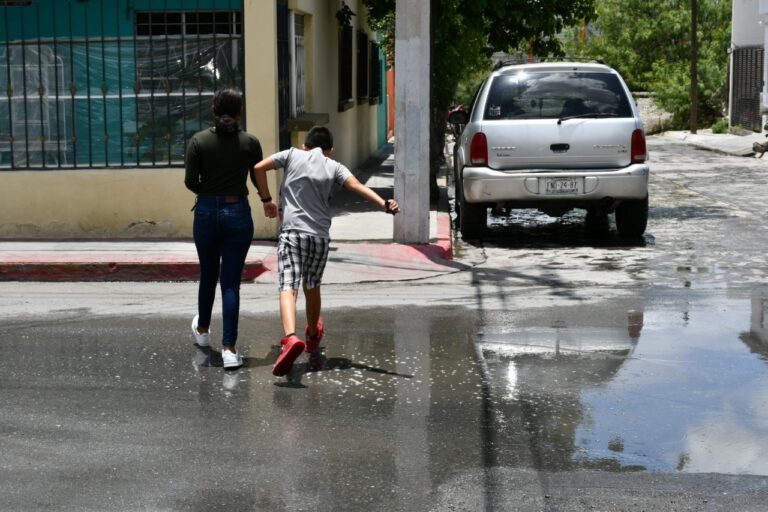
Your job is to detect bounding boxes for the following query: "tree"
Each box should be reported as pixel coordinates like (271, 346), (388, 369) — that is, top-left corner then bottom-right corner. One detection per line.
(562, 0), (731, 129)
(364, 0), (596, 201)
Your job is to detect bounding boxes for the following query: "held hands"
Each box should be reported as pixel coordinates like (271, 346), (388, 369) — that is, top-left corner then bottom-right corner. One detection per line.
(263, 201), (278, 218)
(384, 199), (400, 215)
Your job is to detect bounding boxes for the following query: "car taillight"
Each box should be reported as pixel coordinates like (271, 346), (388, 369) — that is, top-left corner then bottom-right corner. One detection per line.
(631, 129), (647, 163)
(469, 132), (488, 166)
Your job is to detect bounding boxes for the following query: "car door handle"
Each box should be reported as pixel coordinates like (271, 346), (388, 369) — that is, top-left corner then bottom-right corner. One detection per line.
(550, 143), (570, 153)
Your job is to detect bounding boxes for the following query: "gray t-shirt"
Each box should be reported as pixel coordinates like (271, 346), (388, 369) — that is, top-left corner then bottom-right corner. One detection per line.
(271, 147), (353, 238)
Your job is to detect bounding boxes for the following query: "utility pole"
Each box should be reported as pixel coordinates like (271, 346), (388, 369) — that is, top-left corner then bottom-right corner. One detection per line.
(393, 0), (430, 243)
(690, 0), (698, 134)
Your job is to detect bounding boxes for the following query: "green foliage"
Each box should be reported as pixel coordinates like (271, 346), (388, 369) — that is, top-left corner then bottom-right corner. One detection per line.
(454, 67), (490, 107)
(711, 117), (728, 134)
(562, 0), (731, 129)
(336, 2), (356, 27)
(363, 0), (597, 113)
(363, 0), (596, 174)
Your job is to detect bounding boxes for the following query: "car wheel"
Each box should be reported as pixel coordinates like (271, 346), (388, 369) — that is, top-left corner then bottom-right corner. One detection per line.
(459, 192), (486, 238)
(453, 167), (462, 224)
(615, 195), (648, 237)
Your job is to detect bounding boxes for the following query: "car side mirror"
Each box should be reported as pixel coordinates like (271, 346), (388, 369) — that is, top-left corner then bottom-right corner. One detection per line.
(448, 109), (469, 126)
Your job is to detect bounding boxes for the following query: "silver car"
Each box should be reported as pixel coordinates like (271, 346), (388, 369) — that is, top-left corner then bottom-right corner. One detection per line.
(449, 61), (649, 238)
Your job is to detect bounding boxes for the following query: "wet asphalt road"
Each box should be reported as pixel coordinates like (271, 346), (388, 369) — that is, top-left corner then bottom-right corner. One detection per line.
(2, 136), (768, 511)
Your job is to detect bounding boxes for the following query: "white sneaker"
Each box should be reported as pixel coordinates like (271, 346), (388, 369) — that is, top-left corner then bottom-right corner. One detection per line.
(191, 315), (210, 347)
(222, 349), (243, 369)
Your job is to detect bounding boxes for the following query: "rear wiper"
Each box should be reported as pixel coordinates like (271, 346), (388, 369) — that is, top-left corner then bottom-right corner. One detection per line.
(557, 113), (618, 125)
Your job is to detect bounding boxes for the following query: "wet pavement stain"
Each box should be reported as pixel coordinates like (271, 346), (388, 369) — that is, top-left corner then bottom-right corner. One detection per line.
(2, 290), (768, 509)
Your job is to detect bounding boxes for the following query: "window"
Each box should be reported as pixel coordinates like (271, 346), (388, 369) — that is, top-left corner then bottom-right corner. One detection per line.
(356, 31), (368, 101)
(337, 25), (353, 111)
(483, 72), (633, 121)
(133, 10), (243, 165)
(0, 3), (244, 169)
(368, 41), (381, 105)
(290, 13), (306, 117)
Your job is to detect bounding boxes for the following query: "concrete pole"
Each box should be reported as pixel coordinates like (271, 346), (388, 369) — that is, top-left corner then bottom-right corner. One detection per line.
(393, 0), (430, 244)
(689, 0), (698, 134)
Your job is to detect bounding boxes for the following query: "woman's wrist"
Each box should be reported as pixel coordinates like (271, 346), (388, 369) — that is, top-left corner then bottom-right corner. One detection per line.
(260, 196), (272, 203)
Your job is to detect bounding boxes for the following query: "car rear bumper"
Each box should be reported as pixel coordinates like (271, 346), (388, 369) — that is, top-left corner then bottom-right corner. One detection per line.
(462, 164), (649, 203)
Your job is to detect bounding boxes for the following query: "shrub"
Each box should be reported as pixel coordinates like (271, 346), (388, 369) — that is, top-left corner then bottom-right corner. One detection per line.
(711, 118), (728, 133)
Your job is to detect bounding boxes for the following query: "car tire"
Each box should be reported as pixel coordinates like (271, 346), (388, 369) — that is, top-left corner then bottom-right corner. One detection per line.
(453, 165), (462, 223)
(615, 195), (648, 238)
(459, 192), (486, 238)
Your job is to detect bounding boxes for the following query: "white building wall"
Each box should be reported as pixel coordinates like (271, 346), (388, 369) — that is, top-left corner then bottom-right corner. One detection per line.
(730, 0), (767, 133)
(733, 0), (763, 46)
(761, 1), (768, 124)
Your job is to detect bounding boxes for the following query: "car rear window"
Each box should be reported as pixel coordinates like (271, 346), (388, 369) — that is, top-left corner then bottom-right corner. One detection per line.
(483, 71), (633, 121)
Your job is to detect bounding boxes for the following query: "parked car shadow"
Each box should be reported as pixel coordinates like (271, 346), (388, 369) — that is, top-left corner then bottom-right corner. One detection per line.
(454, 206), (650, 249)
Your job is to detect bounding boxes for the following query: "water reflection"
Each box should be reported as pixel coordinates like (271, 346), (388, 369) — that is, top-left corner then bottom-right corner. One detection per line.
(476, 307), (642, 472)
(572, 293), (768, 475)
(745, 288), (768, 346)
(475, 295), (768, 476)
(5, 295), (768, 510)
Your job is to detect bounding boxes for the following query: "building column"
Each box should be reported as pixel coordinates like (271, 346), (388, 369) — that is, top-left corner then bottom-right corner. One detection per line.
(393, 0), (430, 244)
(243, 0), (280, 238)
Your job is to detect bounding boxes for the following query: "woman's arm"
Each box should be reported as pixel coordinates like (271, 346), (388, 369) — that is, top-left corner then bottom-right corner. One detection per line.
(184, 138), (201, 194)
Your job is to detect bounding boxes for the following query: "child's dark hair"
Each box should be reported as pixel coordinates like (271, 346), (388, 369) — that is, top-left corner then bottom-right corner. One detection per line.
(304, 126), (333, 150)
(212, 88), (242, 132)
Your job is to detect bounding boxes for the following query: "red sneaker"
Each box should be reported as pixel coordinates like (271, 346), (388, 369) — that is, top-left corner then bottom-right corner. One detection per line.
(272, 335), (306, 376)
(305, 318), (324, 353)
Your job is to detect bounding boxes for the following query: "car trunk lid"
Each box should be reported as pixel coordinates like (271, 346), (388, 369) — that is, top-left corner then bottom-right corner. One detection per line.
(482, 118), (638, 170)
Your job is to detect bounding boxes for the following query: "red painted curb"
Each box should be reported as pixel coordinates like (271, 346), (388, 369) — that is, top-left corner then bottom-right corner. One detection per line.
(0, 261), (267, 282)
(435, 211), (453, 260)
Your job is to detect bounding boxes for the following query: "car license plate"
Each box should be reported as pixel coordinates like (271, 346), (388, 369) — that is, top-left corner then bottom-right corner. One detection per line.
(544, 177), (580, 195)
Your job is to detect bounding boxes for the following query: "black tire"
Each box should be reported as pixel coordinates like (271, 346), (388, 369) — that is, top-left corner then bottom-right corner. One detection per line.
(459, 192), (487, 238)
(453, 156), (462, 222)
(615, 195), (649, 237)
(453, 164), (462, 223)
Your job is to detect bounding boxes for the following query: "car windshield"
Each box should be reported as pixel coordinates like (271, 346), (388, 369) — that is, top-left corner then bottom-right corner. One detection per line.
(483, 71), (633, 121)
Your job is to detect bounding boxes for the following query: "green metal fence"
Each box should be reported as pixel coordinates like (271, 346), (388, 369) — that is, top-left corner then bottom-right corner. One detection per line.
(0, 0), (244, 169)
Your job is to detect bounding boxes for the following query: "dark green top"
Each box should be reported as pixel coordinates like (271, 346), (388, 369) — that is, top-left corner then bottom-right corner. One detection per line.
(184, 127), (263, 196)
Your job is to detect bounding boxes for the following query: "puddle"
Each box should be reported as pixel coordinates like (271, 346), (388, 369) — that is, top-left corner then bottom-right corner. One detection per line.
(2, 290), (768, 510)
(476, 289), (768, 475)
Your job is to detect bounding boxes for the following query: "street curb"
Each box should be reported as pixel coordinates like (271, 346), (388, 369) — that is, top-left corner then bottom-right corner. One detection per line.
(433, 210), (453, 260)
(0, 260), (267, 282)
(660, 131), (761, 158)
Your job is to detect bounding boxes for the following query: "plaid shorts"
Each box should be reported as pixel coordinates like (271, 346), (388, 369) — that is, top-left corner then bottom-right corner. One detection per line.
(277, 231), (330, 291)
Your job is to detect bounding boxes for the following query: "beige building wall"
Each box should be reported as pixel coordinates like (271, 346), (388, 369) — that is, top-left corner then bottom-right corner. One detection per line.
(0, 0), (381, 240)
(244, 0), (281, 238)
(288, 0), (380, 168)
(0, 169), (192, 238)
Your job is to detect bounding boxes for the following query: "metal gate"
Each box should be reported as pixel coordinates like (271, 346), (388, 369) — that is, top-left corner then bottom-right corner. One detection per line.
(0, 0), (245, 169)
(731, 46), (764, 133)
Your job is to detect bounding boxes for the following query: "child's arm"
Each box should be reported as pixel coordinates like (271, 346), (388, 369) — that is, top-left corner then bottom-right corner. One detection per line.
(252, 158), (278, 218)
(343, 175), (400, 214)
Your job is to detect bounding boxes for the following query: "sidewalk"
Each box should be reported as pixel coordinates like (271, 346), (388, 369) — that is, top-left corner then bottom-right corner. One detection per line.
(661, 129), (768, 157)
(0, 144), (459, 283)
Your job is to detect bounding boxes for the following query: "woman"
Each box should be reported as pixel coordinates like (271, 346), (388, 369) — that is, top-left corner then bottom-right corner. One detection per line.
(184, 88), (263, 369)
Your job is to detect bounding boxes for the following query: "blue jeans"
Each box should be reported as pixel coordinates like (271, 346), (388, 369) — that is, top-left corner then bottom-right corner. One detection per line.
(193, 196), (254, 347)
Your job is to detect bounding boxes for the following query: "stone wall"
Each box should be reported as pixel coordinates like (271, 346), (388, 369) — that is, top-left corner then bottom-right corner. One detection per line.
(634, 93), (672, 134)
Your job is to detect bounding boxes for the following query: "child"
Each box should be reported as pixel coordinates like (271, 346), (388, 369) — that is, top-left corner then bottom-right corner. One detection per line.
(252, 126), (400, 376)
